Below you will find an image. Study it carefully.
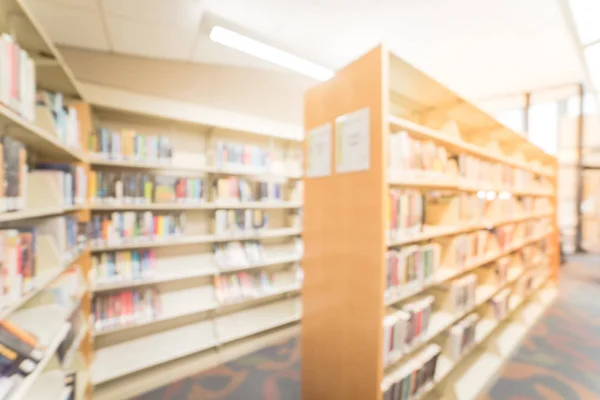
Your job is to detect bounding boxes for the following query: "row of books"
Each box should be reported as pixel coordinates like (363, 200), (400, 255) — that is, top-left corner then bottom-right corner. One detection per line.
(385, 245), (440, 300)
(521, 196), (549, 213)
(37, 91), (81, 149)
(213, 239), (302, 270)
(524, 218), (551, 237)
(388, 132), (549, 189)
(0, 319), (47, 399)
(383, 295), (434, 366)
(92, 250), (156, 284)
(213, 177), (284, 203)
(92, 288), (159, 332)
(0, 34), (36, 122)
(214, 270), (280, 304)
(449, 313), (479, 361)
(389, 132), (449, 177)
(382, 344), (441, 400)
(0, 228), (36, 307)
(0, 136), (26, 211)
(214, 210), (268, 234)
(89, 171), (204, 205)
(89, 212), (185, 247)
(489, 288), (510, 320)
(448, 274), (477, 313)
(90, 128), (173, 162)
(213, 241), (267, 269)
(215, 141), (270, 170)
(388, 190), (423, 238)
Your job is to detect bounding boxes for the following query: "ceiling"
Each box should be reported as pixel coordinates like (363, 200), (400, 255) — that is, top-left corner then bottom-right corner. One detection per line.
(25, 0), (584, 102)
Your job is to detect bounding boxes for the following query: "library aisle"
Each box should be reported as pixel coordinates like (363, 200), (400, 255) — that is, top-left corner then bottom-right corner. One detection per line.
(135, 255), (600, 400)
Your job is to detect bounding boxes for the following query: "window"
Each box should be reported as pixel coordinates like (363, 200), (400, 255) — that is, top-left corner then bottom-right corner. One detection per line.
(494, 108), (524, 133)
(529, 102), (558, 155)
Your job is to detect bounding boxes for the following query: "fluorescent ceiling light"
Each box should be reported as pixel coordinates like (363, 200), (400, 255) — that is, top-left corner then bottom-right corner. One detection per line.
(210, 26), (334, 81)
(569, 0), (600, 45)
(584, 42), (600, 87)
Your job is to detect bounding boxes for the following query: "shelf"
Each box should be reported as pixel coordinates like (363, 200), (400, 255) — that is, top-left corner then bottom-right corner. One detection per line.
(427, 285), (558, 400)
(388, 116), (554, 178)
(0, 205), (84, 224)
(88, 156), (303, 180)
(7, 323), (71, 400)
(385, 231), (551, 307)
(89, 201), (302, 211)
(92, 294), (300, 385)
(218, 254), (302, 273)
(0, 103), (85, 162)
(93, 268), (217, 292)
(384, 266), (523, 371)
(386, 276), (555, 400)
(90, 227), (302, 252)
(388, 174), (553, 197)
(388, 213), (553, 247)
(94, 284), (300, 337)
(62, 326), (89, 368)
(93, 303), (218, 337)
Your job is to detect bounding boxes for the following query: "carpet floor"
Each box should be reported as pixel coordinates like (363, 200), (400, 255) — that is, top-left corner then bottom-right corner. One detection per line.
(136, 255), (600, 400)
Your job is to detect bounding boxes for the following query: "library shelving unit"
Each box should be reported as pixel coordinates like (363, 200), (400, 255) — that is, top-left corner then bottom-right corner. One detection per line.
(0, 0), (93, 399)
(302, 45), (559, 400)
(83, 104), (304, 399)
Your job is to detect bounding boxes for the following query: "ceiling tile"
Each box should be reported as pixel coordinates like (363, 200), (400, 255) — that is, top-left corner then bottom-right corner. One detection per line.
(106, 17), (197, 60)
(102, 0), (204, 28)
(26, 0), (109, 51)
(191, 36), (286, 71)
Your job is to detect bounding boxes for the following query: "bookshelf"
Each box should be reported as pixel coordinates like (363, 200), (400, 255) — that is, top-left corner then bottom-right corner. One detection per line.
(0, 1), (94, 399)
(85, 106), (304, 399)
(301, 45), (559, 400)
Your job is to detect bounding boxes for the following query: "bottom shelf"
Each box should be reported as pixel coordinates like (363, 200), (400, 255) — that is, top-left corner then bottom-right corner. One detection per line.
(426, 283), (558, 400)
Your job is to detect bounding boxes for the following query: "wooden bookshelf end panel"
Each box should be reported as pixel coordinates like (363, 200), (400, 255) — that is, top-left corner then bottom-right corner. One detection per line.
(302, 45), (388, 400)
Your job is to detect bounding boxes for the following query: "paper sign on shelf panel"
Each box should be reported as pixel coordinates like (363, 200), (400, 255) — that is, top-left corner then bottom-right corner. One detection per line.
(306, 123), (332, 178)
(335, 107), (370, 174)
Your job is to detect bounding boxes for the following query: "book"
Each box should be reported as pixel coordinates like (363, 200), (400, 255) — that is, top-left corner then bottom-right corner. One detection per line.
(91, 128), (173, 163)
(92, 249), (155, 284)
(381, 344), (440, 400)
(385, 245), (440, 299)
(449, 313), (479, 360)
(215, 140), (270, 170)
(90, 211), (185, 246)
(449, 274), (477, 313)
(388, 189), (423, 240)
(93, 287), (159, 332)
(214, 269), (275, 304)
(0, 35), (35, 122)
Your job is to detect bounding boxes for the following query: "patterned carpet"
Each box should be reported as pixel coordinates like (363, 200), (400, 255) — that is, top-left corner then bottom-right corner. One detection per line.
(137, 256), (600, 400)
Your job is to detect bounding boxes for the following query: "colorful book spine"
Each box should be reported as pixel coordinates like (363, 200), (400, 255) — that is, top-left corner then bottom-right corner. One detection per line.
(449, 274), (477, 313)
(381, 344), (440, 400)
(0, 34), (35, 122)
(90, 212), (185, 246)
(385, 244), (440, 299)
(449, 313), (479, 360)
(92, 249), (155, 284)
(93, 287), (159, 332)
(215, 141), (270, 170)
(388, 189), (423, 239)
(214, 269), (274, 304)
(92, 129), (173, 163)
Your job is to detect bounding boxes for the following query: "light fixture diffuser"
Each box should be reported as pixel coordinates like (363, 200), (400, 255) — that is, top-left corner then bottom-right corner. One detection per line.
(209, 26), (334, 81)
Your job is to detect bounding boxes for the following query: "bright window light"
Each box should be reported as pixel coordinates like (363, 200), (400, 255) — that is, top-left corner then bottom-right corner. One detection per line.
(569, 0), (600, 45)
(584, 42), (600, 87)
(209, 26), (334, 81)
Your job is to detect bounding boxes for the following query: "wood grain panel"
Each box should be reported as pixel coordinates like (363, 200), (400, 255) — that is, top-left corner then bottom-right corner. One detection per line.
(302, 45), (388, 400)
